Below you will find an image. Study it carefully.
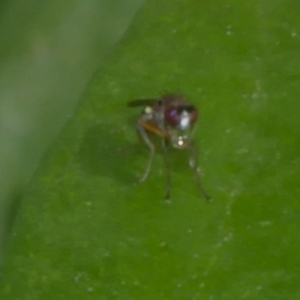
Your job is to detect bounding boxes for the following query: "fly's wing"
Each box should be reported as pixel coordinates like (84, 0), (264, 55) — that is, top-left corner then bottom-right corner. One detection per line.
(127, 99), (158, 108)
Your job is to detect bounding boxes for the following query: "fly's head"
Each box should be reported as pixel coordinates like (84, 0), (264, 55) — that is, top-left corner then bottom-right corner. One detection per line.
(164, 102), (198, 149)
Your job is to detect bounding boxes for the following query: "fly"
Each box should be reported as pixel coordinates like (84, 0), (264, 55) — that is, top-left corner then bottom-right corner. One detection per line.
(128, 94), (210, 201)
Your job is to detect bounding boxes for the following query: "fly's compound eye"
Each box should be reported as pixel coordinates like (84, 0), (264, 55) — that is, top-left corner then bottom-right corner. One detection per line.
(165, 105), (198, 129)
(164, 107), (181, 128)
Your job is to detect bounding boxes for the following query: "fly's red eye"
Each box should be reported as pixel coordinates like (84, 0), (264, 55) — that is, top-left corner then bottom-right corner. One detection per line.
(165, 107), (181, 127)
(165, 105), (198, 128)
(187, 106), (198, 124)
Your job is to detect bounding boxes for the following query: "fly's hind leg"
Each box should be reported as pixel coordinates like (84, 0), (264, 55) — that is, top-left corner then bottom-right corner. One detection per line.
(136, 120), (155, 183)
(162, 138), (172, 201)
(188, 141), (211, 201)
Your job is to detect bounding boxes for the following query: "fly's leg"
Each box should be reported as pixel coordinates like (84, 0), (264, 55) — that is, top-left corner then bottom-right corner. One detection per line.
(188, 141), (211, 201)
(136, 121), (155, 183)
(162, 138), (172, 201)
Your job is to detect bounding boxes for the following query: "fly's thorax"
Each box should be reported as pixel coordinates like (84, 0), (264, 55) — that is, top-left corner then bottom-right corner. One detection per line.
(141, 104), (165, 127)
(141, 105), (154, 120)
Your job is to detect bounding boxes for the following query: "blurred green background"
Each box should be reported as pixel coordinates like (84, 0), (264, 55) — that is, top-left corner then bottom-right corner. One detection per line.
(0, 0), (145, 260)
(1, 0), (300, 299)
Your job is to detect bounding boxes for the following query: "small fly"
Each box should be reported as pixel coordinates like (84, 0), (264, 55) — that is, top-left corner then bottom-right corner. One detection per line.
(128, 94), (210, 201)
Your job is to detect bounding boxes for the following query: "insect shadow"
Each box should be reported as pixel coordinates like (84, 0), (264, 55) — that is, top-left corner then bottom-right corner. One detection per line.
(78, 123), (138, 184)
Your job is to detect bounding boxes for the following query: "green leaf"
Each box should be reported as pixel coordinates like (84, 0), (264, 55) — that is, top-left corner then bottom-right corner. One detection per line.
(1, 0), (300, 299)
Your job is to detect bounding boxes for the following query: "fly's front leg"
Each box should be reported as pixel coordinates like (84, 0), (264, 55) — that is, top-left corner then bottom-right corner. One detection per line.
(136, 120), (155, 183)
(162, 138), (172, 201)
(188, 141), (211, 201)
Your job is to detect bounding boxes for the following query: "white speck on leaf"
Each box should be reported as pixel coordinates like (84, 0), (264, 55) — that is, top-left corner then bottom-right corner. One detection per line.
(225, 128), (232, 134)
(259, 221), (272, 227)
(226, 25), (233, 35)
(291, 29), (297, 37)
